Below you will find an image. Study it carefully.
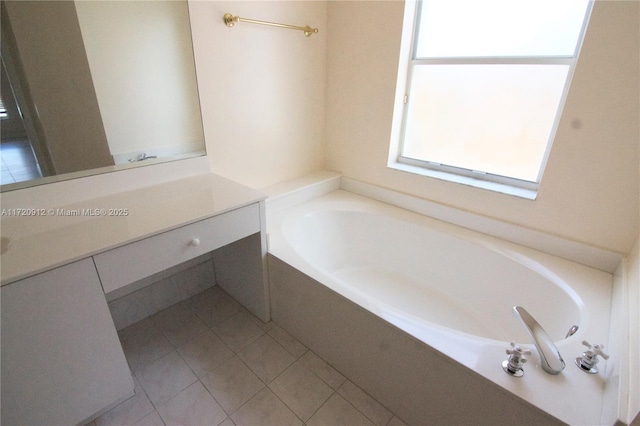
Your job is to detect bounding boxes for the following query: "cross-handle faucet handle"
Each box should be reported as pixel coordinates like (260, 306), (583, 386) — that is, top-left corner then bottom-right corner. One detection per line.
(581, 340), (609, 360)
(503, 342), (531, 377)
(506, 341), (532, 358)
(575, 340), (609, 373)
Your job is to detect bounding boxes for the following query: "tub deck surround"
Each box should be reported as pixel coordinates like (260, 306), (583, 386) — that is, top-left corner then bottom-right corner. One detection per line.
(267, 189), (616, 425)
(260, 170), (342, 216)
(1, 173), (266, 286)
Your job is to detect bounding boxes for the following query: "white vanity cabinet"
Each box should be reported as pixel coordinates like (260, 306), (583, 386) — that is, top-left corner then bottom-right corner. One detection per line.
(1, 258), (134, 426)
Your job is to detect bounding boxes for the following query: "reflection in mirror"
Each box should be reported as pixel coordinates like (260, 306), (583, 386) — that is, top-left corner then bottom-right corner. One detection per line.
(0, 0), (205, 192)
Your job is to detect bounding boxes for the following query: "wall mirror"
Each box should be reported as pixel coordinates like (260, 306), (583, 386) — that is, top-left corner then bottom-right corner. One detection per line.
(0, 0), (205, 192)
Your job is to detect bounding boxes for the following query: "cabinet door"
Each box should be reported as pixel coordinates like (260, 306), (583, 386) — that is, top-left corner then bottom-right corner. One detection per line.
(1, 258), (133, 426)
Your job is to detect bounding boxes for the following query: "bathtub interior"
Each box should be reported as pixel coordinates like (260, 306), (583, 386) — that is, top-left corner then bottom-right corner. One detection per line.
(283, 206), (584, 345)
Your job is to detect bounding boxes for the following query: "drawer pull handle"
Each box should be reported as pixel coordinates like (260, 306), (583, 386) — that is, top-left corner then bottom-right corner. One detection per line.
(190, 238), (201, 247)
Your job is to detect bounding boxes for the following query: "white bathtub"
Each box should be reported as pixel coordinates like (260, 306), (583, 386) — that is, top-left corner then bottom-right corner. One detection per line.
(267, 189), (616, 425)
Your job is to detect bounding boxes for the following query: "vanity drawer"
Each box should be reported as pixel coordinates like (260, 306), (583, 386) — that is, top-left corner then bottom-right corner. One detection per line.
(94, 203), (260, 293)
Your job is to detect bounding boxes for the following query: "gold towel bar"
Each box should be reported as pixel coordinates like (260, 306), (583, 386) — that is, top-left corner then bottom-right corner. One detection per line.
(223, 13), (318, 37)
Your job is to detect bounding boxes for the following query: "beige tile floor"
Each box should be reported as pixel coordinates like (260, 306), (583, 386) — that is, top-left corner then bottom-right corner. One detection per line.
(88, 286), (408, 426)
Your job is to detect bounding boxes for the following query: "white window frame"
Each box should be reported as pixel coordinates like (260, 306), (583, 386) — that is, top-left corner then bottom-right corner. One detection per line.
(388, 1), (593, 199)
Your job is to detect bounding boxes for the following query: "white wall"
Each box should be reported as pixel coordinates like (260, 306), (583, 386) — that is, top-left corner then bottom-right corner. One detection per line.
(325, 0), (639, 255)
(189, 1), (327, 189)
(75, 1), (204, 161)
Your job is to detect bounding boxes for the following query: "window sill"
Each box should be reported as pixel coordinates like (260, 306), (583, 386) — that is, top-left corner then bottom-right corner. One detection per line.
(388, 161), (538, 200)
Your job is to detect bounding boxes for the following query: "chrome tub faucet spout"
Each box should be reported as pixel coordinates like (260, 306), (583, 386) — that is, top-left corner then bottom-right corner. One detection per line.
(513, 306), (565, 375)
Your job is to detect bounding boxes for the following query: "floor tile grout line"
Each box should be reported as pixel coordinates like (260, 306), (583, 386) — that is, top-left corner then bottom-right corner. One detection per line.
(255, 344), (355, 425)
(119, 288), (259, 423)
(117, 289), (252, 423)
(187, 296), (268, 354)
(124, 315), (220, 423)
(142, 370), (227, 426)
(269, 379), (335, 425)
(129, 369), (167, 424)
(283, 379), (338, 425)
(137, 322), (175, 371)
(260, 334), (394, 426)
(224, 335), (314, 423)
(163, 320), (242, 424)
(100, 371), (158, 426)
(172, 296), (264, 419)
(224, 384), (264, 423)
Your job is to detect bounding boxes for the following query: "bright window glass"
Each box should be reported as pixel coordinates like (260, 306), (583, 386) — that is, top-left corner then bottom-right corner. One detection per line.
(398, 0), (592, 188)
(403, 64), (570, 182)
(416, 0), (590, 58)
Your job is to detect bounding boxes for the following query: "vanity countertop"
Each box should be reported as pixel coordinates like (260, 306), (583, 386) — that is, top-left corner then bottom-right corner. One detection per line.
(1, 173), (266, 286)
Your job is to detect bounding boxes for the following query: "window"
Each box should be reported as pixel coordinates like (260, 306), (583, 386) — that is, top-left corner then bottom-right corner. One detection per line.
(390, 0), (592, 197)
